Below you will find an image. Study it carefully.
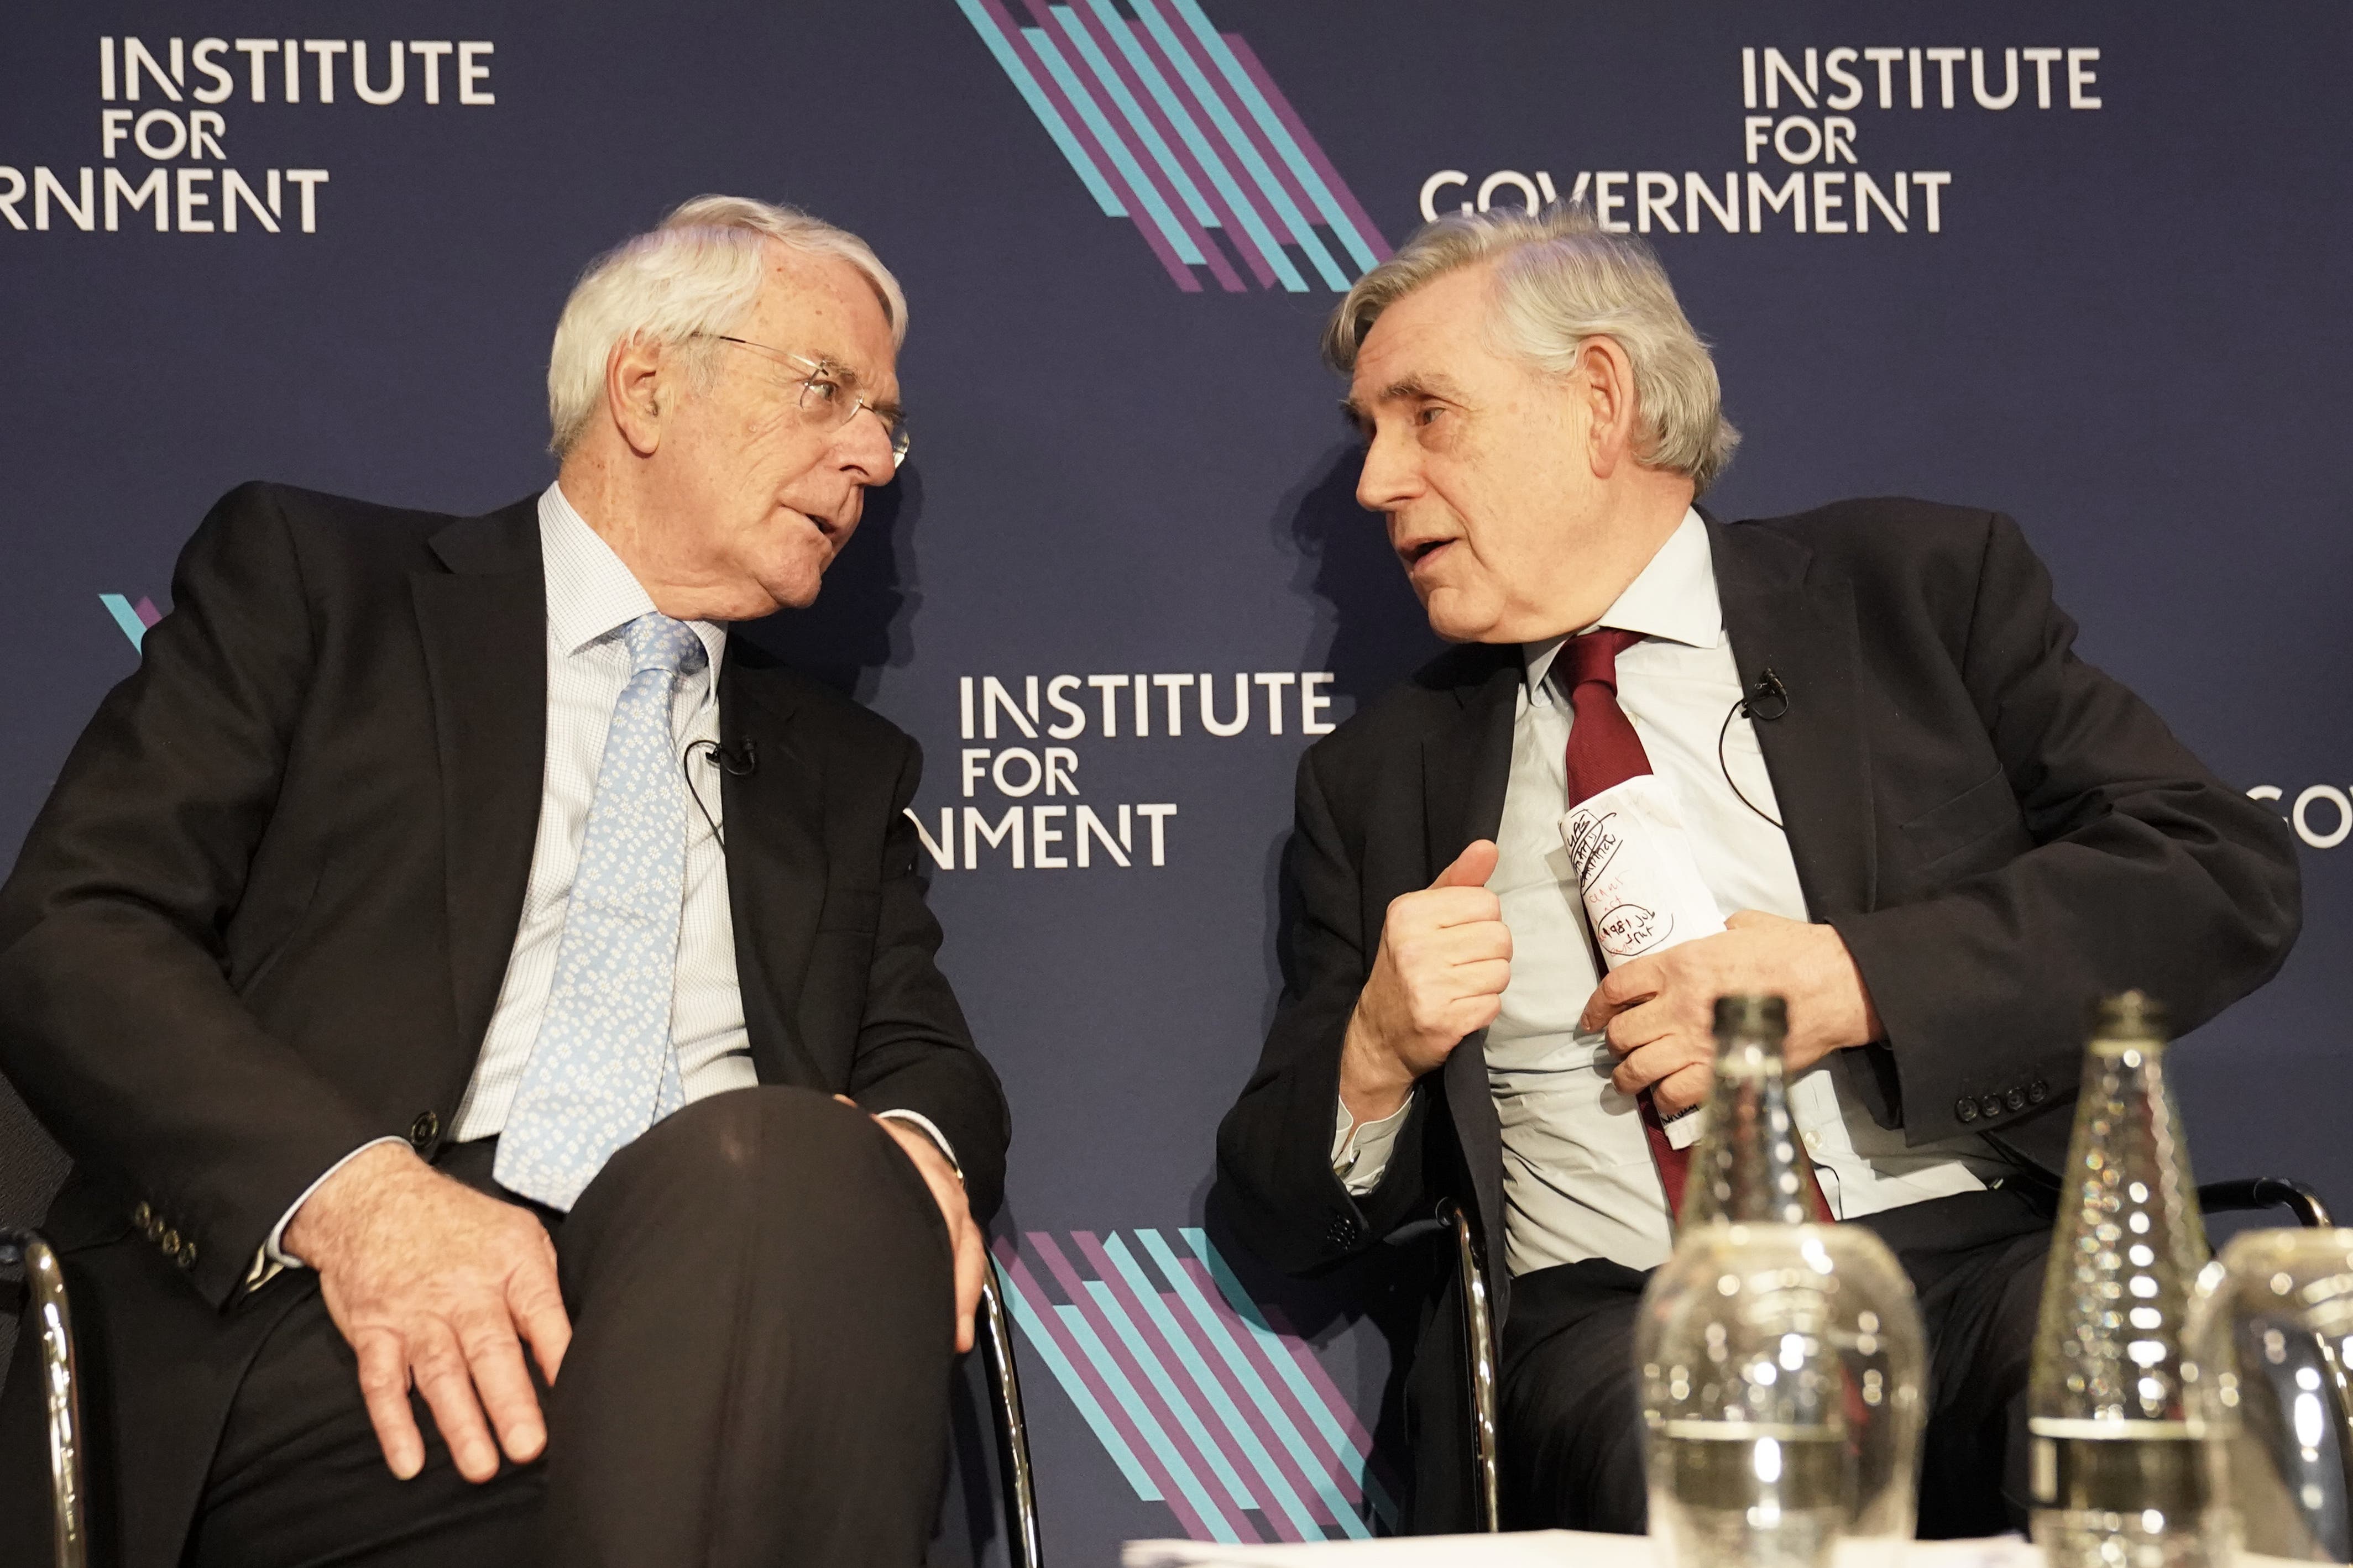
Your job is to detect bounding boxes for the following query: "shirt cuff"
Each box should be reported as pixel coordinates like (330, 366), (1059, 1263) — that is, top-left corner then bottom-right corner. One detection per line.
(875, 1109), (961, 1179)
(249, 1135), (412, 1287)
(1664, 1107), (1704, 1151)
(1331, 1096), (1411, 1197)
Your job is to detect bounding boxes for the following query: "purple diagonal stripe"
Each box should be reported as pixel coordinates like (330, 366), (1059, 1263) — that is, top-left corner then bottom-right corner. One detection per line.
(1120, 16), (1290, 285)
(1031, 1235), (1262, 1540)
(1097, 7), (1275, 288)
(1178, 1256), (1378, 1464)
(1153, 13), (1320, 240)
(1256, 1293), (1400, 1525)
(133, 596), (163, 627)
(1009, 19), (1201, 291)
(1221, 34), (1390, 261)
(979, 0), (1202, 291)
(1168, 1281), (1366, 1513)
(1071, 1231), (1322, 1538)
(1055, 2), (1250, 292)
(1159, 1287), (1362, 1520)
(997, 1241), (1219, 1539)
(1256, 1298), (1382, 1457)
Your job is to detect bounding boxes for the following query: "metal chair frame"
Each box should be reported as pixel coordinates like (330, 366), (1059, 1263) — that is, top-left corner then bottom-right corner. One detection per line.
(1439, 1199), (1502, 1534)
(2, 1233), (1041, 1568)
(1, 1229), (86, 1568)
(1445, 1175), (2336, 1538)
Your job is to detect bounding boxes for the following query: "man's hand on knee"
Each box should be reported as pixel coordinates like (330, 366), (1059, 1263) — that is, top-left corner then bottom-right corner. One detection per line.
(848, 1100), (985, 1356)
(283, 1142), (571, 1483)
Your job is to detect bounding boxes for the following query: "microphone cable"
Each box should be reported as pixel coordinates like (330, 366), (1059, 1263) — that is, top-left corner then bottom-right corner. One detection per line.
(1717, 668), (1787, 830)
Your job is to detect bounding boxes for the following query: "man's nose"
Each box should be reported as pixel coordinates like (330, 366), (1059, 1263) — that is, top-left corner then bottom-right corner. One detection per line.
(834, 406), (898, 484)
(1355, 428), (1421, 514)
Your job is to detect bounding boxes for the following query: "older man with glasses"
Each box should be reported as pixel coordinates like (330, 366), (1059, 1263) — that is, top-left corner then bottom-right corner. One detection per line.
(0, 196), (1002, 1567)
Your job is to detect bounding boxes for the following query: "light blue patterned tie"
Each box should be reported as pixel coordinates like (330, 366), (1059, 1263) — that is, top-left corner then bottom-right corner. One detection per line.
(495, 613), (708, 1210)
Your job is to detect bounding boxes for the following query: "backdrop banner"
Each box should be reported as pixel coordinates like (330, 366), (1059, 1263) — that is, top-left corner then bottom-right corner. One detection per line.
(3, 4), (2346, 1561)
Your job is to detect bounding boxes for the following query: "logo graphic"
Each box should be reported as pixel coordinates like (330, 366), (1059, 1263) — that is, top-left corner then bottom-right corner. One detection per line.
(995, 1228), (1393, 1541)
(954, 0), (1388, 292)
(98, 592), (162, 649)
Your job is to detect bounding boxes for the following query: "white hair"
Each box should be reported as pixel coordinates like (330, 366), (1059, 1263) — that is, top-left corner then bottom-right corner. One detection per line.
(1325, 204), (1739, 493)
(546, 195), (908, 455)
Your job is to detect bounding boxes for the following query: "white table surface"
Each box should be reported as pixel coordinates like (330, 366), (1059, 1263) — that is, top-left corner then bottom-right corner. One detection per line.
(1122, 1532), (2302, 1568)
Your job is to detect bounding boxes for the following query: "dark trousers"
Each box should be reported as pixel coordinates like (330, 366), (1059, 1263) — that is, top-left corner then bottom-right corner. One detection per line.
(184, 1087), (958, 1567)
(1497, 1186), (2052, 1538)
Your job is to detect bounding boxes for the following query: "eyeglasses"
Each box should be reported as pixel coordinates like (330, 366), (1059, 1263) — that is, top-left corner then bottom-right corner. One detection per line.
(706, 334), (911, 469)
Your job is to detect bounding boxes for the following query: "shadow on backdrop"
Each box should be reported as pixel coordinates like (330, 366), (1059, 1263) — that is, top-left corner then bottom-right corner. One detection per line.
(1202, 440), (1447, 1530)
(733, 464), (923, 701)
(1277, 442), (1440, 711)
(1259, 440), (1442, 1035)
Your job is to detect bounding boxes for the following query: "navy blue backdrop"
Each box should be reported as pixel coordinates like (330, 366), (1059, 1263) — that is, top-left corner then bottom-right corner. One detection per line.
(4, 3), (2347, 1560)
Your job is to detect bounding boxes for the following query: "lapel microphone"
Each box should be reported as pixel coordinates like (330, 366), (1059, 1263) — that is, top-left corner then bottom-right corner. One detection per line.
(1740, 667), (1790, 722)
(698, 738), (758, 775)
(1722, 668), (1789, 830)
(680, 738), (754, 851)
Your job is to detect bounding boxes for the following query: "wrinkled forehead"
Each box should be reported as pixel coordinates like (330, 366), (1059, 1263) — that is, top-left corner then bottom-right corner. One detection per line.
(1343, 265), (1497, 414)
(737, 247), (901, 398)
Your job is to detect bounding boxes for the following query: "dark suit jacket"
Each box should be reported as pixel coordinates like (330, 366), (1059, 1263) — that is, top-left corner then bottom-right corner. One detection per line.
(0, 483), (1007, 1567)
(1212, 498), (2301, 1529)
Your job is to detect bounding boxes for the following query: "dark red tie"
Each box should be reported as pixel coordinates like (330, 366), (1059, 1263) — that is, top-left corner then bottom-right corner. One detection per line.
(1556, 630), (1830, 1228)
(1559, 630), (1697, 1215)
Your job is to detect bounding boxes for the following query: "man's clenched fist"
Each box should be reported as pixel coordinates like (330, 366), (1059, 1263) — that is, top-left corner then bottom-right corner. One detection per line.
(1340, 840), (1511, 1126)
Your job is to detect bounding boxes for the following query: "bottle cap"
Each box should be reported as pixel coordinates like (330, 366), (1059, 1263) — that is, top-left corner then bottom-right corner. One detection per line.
(2094, 989), (2169, 1041)
(1713, 993), (1788, 1039)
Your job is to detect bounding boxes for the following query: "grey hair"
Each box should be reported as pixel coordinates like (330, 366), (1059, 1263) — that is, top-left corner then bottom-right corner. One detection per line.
(1324, 204), (1739, 493)
(546, 195), (908, 456)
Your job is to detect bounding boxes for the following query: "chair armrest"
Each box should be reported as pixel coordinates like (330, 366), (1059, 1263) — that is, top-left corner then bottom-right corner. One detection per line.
(977, 1261), (1043, 1568)
(2197, 1178), (2335, 1229)
(0, 1229), (88, 1568)
(1439, 1199), (1502, 1534)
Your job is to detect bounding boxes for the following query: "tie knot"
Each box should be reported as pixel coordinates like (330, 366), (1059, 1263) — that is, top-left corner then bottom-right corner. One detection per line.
(1558, 627), (1644, 695)
(624, 614), (706, 678)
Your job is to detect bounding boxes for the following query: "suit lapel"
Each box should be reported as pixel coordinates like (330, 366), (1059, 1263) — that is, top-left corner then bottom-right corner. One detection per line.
(718, 654), (830, 1085)
(415, 500), (547, 1050)
(1708, 517), (1878, 916)
(1421, 651), (1521, 873)
(1423, 649), (1520, 1304)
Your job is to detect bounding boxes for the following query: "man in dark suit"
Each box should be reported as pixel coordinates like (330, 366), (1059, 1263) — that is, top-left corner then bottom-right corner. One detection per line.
(0, 196), (1006, 1566)
(1214, 206), (2300, 1536)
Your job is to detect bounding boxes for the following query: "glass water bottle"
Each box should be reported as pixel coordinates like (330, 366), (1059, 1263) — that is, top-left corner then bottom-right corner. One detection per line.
(1636, 995), (1928, 1568)
(2028, 991), (2225, 1568)
(2185, 1226), (2353, 1562)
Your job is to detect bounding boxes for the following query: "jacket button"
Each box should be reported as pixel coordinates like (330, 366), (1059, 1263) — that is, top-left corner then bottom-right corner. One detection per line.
(1979, 1095), (2005, 1119)
(1956, 1098), (1980, 1123)
(176, 1240), (197, 1270)
(2005, 1088), (2027, 1111)
(409, 1111), (440, 1150)
(161, 1228), (181, 1257)
(132, 1200), (153, 1229)
(2028, 1079), (2049, 1104)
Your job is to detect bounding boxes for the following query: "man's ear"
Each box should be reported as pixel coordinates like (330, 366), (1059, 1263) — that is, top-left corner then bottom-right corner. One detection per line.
(606, 335), (668, 458)
(1576, 335), (1641, 480)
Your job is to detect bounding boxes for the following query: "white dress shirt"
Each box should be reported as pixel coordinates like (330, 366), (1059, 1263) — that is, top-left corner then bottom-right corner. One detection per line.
(261, 484), (945, 1277)
(1333, 509), (2006, 1275)
(451, 484), (754, 1138)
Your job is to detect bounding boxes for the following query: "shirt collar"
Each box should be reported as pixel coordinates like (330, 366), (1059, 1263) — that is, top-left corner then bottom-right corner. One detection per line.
(1523, 507), (1720, 695)
(537, 483), (728, 675)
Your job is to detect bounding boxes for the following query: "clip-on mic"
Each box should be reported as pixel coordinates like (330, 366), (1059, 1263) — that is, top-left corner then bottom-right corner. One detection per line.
(1739, 667), (1790, 722)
